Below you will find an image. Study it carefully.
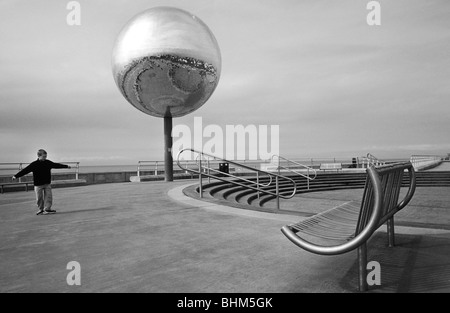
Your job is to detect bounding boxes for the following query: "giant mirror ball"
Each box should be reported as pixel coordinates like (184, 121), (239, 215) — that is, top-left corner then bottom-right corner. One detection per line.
(112, 7), (222, 118)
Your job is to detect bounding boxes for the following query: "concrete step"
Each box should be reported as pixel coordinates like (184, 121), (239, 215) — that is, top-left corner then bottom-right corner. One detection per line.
(198, 170), (450, 209)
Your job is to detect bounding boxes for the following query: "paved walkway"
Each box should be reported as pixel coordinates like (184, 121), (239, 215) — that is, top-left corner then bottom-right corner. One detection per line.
(0, 181), (449, 293)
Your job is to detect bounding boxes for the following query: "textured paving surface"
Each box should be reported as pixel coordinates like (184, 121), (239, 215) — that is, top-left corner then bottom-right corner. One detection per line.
(0, 181), (449, 293)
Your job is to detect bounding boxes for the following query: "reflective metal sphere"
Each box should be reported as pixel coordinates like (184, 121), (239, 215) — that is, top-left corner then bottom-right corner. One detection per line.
(112, 7), (221, 118)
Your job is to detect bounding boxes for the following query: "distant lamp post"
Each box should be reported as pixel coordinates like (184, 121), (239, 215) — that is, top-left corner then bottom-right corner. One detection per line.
(112, 7), (221, 181)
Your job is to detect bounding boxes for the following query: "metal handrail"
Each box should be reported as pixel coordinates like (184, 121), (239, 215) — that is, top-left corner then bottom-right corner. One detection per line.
(271, 155), (317, 190)
(410, 155), (443, 171)
(137, 159), (272, 176)
(177, 149), (297, 210)
(366, 153), (384, 164)
(356, 153), (386, 169)
(137, 160), (199, 176)
(194, 154), (273, 187)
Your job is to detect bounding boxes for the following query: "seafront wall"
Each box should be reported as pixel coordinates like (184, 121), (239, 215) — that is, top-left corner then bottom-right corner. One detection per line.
(0, 171), (134, 185)
(0, 169), (194, 185)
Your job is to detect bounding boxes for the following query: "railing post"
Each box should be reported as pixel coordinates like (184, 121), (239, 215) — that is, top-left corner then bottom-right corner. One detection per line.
(207, 158), (210, 184)
(276, 176), (280, 210)
(155, 162), (158, 176)
(257, 172), (260, 200)
(18, 163), (22, 183)
(75, 163), (79, 180)
(276, 161), (280, 210)
(307, 168), (310, 190)
(137, 162), (141, 177)
(358, 243), (368, 292)
(387, 217), (395, 247)
(198, 157), (203, 198)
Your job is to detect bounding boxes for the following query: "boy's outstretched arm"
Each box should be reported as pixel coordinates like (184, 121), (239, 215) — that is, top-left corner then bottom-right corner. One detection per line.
(12, 164), (34, 180)
(50, 161), (71, 169)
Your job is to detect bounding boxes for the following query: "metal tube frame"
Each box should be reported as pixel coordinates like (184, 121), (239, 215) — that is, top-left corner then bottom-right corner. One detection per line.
(281, 162), (417, 256)
(271, 155), (317, 190)
(177, 149), (297, 202)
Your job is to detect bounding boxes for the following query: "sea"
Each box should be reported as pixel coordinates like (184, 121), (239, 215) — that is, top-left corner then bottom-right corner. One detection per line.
(1, 160), (449, 176)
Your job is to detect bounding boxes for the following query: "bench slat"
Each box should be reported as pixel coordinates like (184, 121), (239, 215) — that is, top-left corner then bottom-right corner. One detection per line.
(289, 201), (361, 245)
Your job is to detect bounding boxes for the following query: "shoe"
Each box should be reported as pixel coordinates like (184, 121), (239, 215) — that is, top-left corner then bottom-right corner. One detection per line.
(43, 209), (56, 215)
(36, 210), (44, 216)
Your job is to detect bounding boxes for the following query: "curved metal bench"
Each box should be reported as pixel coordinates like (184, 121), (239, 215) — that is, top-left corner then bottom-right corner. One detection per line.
(281, 162), (416, 291)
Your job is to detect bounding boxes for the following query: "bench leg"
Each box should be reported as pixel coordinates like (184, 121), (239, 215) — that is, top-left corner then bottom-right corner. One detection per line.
(387, 217), (395, 247)
(358, 243), (368, 292)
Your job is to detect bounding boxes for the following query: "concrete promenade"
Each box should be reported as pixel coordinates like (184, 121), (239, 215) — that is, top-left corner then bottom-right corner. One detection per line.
(0, 181), (449, 293)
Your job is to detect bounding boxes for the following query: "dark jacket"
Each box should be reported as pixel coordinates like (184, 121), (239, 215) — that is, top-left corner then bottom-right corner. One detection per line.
(14, 159), (69, 186)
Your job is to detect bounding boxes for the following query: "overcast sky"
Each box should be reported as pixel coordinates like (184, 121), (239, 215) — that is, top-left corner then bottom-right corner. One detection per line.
(0, 0), (449, 165)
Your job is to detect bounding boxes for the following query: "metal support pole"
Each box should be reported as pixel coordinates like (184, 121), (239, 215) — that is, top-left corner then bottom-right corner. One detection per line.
(307, 168), (310, 190)
(387, 217), (395, 247)
(257, 172), (260, 200)
(207, 158), (210, 184)
(164, 116), (174, 182)
(358, 243), (368, 292)
(276, 176), (280, 210)
(276, 158), (281, 210)
(75, 163), (79, 180)
(198, 157), (203, 198)
(19, 163), (22, 183)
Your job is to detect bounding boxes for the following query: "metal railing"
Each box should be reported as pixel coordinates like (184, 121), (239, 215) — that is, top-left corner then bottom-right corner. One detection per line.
(0, 162), (80, 182)
(410, 155), (443, 171)
(137, 160), (198, 176)
(271, 155), (317, 190)
(290, 155), (403, 169)
(359, 153), (386, 168)
(137, 159), (272, 176)
(176, 149), (297, 210)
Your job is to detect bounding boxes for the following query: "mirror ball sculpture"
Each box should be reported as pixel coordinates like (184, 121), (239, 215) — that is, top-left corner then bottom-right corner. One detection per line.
(112, 7), (221, 181)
